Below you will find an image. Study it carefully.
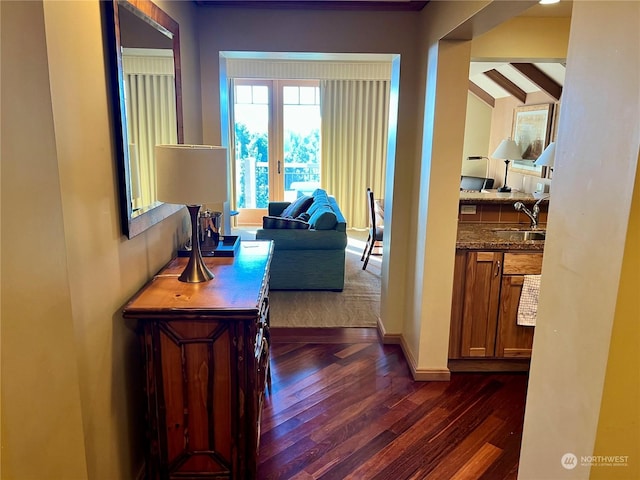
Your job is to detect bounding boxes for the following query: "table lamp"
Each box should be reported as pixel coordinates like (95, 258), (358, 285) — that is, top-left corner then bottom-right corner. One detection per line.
(491, 138), (522, 192)
(156, 145), (228, 283)
(534, 142), (555, 170)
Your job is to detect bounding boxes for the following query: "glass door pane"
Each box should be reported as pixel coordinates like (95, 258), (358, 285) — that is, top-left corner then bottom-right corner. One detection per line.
(231, 80), (321, 225)
(233, 82), (270, 224)
(282, 84), (321, 202)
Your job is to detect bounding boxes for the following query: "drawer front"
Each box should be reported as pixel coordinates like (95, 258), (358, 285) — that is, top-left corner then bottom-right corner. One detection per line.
(503, 253), (543, 275)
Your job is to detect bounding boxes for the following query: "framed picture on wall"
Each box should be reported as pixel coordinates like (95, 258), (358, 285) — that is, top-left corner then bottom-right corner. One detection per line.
(511, 103), (554, 175)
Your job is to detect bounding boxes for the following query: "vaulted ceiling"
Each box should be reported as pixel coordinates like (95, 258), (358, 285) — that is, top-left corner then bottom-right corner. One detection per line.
(469, 61), (566, 107)
(468, 1), (571, 106)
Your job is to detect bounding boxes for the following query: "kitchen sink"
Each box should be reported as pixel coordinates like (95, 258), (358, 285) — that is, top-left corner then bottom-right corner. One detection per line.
(493, 230), (546, 241)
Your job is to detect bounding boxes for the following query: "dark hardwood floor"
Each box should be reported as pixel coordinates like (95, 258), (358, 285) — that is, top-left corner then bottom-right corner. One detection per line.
(258, 329), (529, 480)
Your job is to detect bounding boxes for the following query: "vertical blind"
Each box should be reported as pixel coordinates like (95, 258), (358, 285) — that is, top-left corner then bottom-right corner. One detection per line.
(321, 79), (389, 229)
(123, 51), (177, 209)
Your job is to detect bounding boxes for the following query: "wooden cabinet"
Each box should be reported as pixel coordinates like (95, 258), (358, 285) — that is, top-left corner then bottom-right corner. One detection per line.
(460, 251), (502, 358)
(495, 253), (542, 358)
(123, 241), (273, 479)
(450, 250), (542, 368)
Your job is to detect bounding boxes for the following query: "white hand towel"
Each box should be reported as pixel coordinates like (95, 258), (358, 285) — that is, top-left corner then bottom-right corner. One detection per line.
(517, 275), (541, 326)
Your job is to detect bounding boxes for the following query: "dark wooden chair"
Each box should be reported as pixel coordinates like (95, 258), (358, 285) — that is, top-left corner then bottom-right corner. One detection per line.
(361, 188), (384, 270)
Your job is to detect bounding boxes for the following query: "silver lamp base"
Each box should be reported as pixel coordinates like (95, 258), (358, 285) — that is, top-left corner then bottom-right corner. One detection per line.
(179, 205), (214, 283)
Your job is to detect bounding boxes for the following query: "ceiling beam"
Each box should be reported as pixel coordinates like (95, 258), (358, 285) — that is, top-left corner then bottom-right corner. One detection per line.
(483, 69), (527, 103)
(510, 63), (563, 101)
(469, 81), (495, 108)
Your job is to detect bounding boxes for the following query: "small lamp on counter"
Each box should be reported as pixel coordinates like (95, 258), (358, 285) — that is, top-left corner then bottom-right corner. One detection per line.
(155, 144), (228, 283)
(534, 141), (555, 171)
(491, 138), (522, 193)
(466, 155), (490, 177)
(464, 155), (491, 190)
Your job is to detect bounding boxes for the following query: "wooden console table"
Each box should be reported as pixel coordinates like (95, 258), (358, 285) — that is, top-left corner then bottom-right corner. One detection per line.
(123, 241), (273, 479)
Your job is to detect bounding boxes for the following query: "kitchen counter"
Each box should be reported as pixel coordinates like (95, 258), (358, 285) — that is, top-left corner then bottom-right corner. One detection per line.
(457, 223), (546, 251)
(460, 190), (549, 205)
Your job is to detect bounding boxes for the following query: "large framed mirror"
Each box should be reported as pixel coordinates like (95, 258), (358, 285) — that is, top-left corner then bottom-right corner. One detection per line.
(104, 0), (184, 238)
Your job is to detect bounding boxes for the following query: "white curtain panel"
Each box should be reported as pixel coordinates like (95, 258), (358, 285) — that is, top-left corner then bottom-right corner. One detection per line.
(320, 79), (389, 229)
(124, 54), (177, 209)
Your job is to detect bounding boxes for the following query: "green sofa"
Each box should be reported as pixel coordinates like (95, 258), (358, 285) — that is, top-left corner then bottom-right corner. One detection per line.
(255, 189), (347, 291)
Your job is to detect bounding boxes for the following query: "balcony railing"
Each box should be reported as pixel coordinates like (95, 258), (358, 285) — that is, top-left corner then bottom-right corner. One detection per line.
(236, 159), (320, 208)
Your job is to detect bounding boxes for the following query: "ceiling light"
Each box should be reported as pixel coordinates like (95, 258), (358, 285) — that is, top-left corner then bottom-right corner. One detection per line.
(539, 0), (560, 4)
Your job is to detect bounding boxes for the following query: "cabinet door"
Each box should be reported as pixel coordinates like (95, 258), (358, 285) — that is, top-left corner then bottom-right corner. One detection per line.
(495, 253), (542, 358)
(460, 252), (503, 357)
(144, 320), (235, 479)
(495, 276), (535, 358)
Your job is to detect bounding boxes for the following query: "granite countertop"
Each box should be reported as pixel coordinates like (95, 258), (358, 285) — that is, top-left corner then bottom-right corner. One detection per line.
(457, 223), (546, 251)
(460, 190), (549, 205)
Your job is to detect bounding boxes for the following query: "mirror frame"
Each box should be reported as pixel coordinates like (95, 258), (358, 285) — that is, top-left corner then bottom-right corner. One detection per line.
(104, 0), (184, 238)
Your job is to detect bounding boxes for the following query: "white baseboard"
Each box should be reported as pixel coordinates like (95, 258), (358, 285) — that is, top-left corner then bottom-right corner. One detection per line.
(376, 317), (401, 344)
(377, 319), (450, 381)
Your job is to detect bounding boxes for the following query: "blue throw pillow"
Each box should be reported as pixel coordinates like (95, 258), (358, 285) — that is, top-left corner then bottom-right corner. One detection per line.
(262, 216), (310, 229)
(280, 195), (314, 219)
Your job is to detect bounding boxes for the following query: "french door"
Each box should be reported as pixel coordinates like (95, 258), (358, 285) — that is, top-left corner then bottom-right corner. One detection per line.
(232, 79), (321, 225)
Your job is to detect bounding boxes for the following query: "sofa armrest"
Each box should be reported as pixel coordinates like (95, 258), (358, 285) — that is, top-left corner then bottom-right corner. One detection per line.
(268, 202), (290, 216)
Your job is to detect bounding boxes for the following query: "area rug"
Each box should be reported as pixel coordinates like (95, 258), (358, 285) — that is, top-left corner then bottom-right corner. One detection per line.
(270, 233), (381, 327)
(235, 229), (382, 327)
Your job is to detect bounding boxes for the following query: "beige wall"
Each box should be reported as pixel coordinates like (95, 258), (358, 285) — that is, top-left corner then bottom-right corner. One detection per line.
(410, 39), (473, 376)
(1, 0), (200, 477)
(1, 2), (88, 477)
(518, 2), (640, 478)
(461, 92), (492, 177)
(590, 151), (640, 480)
(471, 16), (571, 60)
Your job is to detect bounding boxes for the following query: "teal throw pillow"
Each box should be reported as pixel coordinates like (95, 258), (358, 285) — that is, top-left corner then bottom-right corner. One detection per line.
(307, 191), (331, 217)
(309, 209), (337, 230)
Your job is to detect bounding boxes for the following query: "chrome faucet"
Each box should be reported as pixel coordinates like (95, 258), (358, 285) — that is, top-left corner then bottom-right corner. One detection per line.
(514, 195), (550, 229)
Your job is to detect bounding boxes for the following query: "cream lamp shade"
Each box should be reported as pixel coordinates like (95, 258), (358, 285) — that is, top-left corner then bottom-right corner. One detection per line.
(534, 142), (555, 168)
(491, 138), (523, 160)
(156, 144), (228, 206)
